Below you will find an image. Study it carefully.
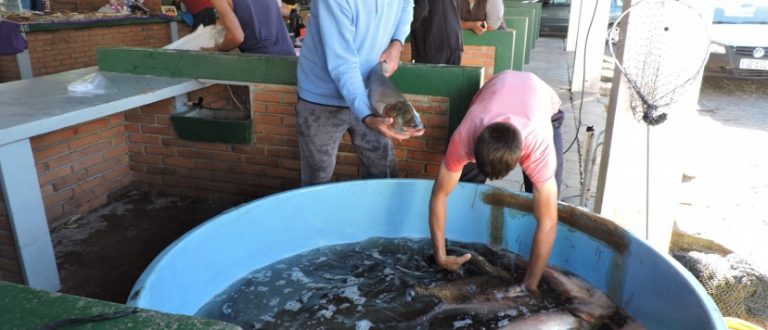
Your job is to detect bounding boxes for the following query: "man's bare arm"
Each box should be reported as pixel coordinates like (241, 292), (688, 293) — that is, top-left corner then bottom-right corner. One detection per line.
(429, 163), (471, 271)
(208, 0), (244, 51)
(523, 178), (559, 294)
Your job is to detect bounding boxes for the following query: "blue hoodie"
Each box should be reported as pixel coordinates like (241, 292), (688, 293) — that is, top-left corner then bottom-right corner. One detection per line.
(297, 0), (414, 120)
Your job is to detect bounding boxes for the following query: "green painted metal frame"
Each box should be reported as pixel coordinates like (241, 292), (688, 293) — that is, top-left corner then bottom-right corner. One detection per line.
(461, 30), (516, 76)
(389, 63), (482, 133)
(97, 47), (483, 134)
(98, 48), (300, 85)
(504, 0), (542, 42)
(0, 280), (239, 329)
(505, 16), (529, 68)
(505, 4), (539, 51)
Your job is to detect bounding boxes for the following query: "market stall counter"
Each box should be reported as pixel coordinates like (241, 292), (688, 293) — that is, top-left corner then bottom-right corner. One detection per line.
(0, 10), (182, 83)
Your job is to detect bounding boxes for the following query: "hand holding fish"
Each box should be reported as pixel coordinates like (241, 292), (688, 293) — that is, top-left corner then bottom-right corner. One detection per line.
(366, 62), (425, 139)
(379, 40), (404, 77)
(363, 115), (425, 141)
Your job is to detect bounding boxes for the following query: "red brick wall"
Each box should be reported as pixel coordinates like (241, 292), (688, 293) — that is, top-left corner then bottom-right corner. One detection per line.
(0, 23), (201, 83)
(462, 45), (496, 81)
(129, 83), (450, 204)
(0, 113), (133, 284)
(0, 189), (24, 284)
(76, 0), (108, 12)
(0, 82), (450, 284)
(60, 0), (164, 13)
(402, 42), (497, 82)
(0, 55), (21, 84)
(31, 114), (133, 225)
(24, 22), (173, 78)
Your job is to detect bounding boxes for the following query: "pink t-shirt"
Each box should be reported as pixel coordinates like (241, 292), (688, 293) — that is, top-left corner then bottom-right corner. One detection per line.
(443, 70), (561, 187)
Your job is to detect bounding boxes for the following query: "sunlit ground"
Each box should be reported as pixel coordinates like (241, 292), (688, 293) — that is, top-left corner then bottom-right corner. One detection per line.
(676, 76), (768, 271)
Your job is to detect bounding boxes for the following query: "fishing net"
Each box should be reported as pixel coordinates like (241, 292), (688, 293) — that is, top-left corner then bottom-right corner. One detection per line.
(608, 0), (710, 126)
(674, 251), (768, 325)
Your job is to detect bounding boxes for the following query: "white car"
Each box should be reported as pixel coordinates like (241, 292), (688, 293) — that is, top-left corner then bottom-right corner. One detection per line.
(706, 0), (768, 78)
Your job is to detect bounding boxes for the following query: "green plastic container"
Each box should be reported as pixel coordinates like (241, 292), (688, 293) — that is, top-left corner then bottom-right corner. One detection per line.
(170, 108), (253, 144)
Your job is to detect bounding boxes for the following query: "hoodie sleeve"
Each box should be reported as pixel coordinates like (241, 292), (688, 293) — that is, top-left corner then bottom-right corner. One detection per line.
(393, 0), (415, 43)
(313, 0), (371, 120)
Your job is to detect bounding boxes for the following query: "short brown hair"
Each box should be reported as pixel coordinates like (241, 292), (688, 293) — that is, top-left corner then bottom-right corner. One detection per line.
(474, 122), (521, 180)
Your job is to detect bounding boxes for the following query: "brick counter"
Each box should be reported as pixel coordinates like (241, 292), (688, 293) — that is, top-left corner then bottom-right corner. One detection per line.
(0, 17), (186, 83)
(0, 50), (483, 287)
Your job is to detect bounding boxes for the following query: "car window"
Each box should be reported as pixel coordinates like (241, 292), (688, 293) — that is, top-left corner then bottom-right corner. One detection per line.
(714, 0), (768, 24)
(543, 0), (570, 6)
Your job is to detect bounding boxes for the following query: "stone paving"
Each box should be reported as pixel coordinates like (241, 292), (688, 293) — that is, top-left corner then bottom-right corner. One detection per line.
(491, 36), (768, 272)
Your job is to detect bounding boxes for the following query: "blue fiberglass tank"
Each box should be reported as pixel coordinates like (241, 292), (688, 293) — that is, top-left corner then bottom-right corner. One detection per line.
(127, 179), (725, 329)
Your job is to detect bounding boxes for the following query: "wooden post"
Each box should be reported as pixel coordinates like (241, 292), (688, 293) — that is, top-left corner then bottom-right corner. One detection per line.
(594, 0), (713, 252)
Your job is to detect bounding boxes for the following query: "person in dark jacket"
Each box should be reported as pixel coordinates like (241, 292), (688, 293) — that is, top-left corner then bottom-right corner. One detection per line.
(410, 0), (463, 65)
(208, 0), (295, 56)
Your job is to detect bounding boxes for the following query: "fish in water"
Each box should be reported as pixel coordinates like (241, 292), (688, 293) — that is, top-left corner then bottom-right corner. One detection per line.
(366, 62), (424, 132)
(501, 310), (589, 330)
(447, 246), (515, 281)
(402, 304), (593, 330)
(412, 246), (625, 329)
(414, 275), (521, 304)
(541, 267), (616, 323)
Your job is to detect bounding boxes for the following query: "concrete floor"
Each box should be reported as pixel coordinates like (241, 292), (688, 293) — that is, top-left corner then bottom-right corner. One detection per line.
(53, 36), (768, 305)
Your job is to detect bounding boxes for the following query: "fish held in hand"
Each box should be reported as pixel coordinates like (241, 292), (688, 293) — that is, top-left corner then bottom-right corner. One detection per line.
(366, 62), (424, 132)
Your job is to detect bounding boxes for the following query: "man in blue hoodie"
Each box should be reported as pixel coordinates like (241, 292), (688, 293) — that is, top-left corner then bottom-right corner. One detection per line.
(295, 0), (424, 186)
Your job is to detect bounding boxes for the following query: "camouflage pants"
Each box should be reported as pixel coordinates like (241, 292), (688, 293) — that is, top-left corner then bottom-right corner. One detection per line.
(295, 99), (397, 186)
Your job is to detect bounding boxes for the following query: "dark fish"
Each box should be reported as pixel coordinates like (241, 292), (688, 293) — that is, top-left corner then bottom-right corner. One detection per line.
(415, 246), (620, 329)
(398, 301), (536, 330)
(542, 267), (616, 323)
(366, 62), (424, 132)
(447, 246), (515, 281)
(414, 275), (518, 304)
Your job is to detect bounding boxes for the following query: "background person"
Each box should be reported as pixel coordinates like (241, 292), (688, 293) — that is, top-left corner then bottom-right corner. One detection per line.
(459, 0), (506, 35)
(410, 0), (464, 65)
(207, 0), (295, 55)
(180, 0), (217, 28)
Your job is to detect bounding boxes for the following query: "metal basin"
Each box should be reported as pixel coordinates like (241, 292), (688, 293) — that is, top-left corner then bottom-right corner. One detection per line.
(127, 179), (724, 329)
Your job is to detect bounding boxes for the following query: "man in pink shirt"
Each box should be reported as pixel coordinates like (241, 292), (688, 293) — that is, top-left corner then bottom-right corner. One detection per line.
(429, 70), (564, 296)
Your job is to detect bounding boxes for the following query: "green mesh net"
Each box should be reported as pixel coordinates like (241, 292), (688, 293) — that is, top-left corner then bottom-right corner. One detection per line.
(674, 251), (768, 326)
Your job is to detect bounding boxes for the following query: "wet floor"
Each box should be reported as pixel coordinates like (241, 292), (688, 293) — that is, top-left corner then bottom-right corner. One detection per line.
(52, 190), (236, 303)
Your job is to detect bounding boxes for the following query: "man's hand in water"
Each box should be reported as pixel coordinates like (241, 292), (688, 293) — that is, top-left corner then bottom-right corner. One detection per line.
(436, 253), (472, 272)
(505, 283), (542, 301)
